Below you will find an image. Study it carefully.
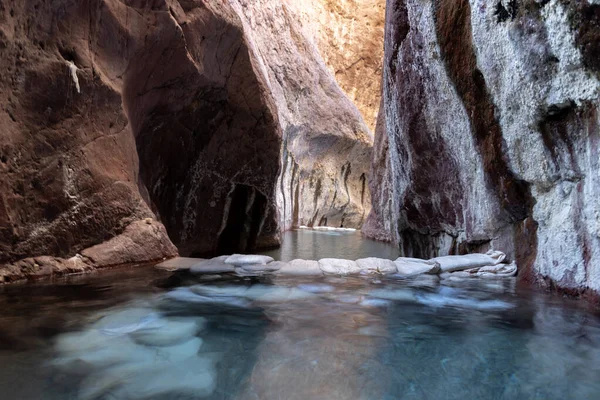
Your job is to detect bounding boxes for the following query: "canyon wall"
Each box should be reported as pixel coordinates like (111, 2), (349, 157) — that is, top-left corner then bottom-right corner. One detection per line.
(0, 0), (373, 281)
(285, 0), (386, 131)
(366, 0), (600, 294)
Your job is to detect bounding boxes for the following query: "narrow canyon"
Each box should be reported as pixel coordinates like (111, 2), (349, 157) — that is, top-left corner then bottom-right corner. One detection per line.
(1, 0), (599, 300)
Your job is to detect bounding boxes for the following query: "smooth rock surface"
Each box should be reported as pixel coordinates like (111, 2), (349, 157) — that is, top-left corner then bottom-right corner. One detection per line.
(394, 257), (441, 276)
(431, 251), (506, 273)
(225, 254), (274, 266)
(275, 259), (324, 276)
(0, 0), (374, 279)
(355, 257), (398, 274)
(319, 258), (362, 275)
(364, 0), (600, 295)
(190, 256), (236, 275)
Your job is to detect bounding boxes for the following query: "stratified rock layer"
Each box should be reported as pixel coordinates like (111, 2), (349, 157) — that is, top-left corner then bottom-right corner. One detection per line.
(366, 0), (600, 294)
(0, 0), (372, 279)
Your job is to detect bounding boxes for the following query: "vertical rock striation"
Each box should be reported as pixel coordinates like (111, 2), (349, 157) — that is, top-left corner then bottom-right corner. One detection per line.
(367, 0), (600, 294)
(0, 0), (374, 279)
(228, 0), (373, 231)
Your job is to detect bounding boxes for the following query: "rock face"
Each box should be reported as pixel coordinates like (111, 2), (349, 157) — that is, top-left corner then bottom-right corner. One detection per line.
(0, 0), (373, 279)
(284, 0), (386, 131)
(230, 0), (373, 231)
(366, 0), (600, 294)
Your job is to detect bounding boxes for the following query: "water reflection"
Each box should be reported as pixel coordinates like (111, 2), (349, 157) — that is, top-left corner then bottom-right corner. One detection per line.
(0, 235), (599, 399)
(262, 229), (399, 261)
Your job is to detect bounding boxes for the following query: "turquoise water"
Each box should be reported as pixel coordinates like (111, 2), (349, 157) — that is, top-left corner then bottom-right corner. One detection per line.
(0, 230), (599, 399)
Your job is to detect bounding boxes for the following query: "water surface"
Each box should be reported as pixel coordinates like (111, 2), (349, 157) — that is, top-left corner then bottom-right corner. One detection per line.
(0, 230), (599, 399)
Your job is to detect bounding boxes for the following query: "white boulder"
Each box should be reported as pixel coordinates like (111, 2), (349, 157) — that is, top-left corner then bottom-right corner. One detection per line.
(394, 257), (440, 276)
(431, 251), (506, 272)
(319, 258), (361, 275)
(224, 254), (274, 266)
(355, 258), (398, 274)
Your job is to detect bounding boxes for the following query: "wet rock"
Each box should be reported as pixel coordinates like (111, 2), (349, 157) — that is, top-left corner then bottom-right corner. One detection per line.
(155, 257), (203, 272)
(245, 285), (316, 302)
(394, 257), (441, 276)
(364, 0), (600, 296)
(129, 319), (203, 347)
(225, 254), (274, 266)
(1, 0), (375, 278)
(163, 288), (250, 308)
(319, 258), (362, 275)
(431, 251), (506, 273)
(356, 257), (398, 274)
(297, 284), (335, 293)
(275, 259), (323, 276)
(240, 261), (285, 273)
(369, 288), (417, 303)
(78, 356), (216, 400)
(190, 256), (235, 275)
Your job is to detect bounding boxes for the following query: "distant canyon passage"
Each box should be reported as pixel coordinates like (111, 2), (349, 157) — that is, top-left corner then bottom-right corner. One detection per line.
(1, 0), (599, 300)
(0, 0), (382, 280)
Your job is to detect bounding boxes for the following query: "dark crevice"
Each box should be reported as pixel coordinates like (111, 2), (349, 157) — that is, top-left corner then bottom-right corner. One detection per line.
(216, 184), (267, 255)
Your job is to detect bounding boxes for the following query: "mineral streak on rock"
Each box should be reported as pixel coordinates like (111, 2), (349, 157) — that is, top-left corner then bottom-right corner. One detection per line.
(365, 0), (600, 295)
(0, 0), (375, 280)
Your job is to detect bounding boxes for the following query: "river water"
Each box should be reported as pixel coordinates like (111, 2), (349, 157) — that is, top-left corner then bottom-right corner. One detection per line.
(0, 230), (599, 399)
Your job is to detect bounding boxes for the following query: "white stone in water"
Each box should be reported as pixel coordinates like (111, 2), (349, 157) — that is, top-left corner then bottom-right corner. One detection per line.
(394, 257), (441, 276)
(244, 285), (316, 302)
(275, 259), (323, 276)
(190, 285), (249, 297)
(55, 329), (115, 354)
(241, 261), (285, 272)
(78, 356), (216, 400)
(57, 336), (156, 370)
(234, 266), (265, 276)
(355, 257), (398, 274)
(431, 250), (506, 272)
(190, 256), (235, 274)
(360, 297), (391, 308)
(319, 258), (362, 275)
(90, 308), (161, 334)
(369, 288), (418, 302)
(156, 257), (203, 271)
(224, 254), (274, 266)
(297, 283), (335, 293)
(416, 292), (514, 311)
(164, 287), (250, 308)
(154, 337), (203, 362)
(129, 318), (203, 347)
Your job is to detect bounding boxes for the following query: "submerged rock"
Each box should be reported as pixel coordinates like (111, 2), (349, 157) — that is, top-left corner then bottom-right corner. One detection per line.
(78, 356), (216, 400)
(319, 258), (362, 275)
(394, 257), (441, 276)
(431, 251), (506, 273)
(240, 261), (285, 273)
(356, 258), (398, 275)
(129, 319), (203, 347)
